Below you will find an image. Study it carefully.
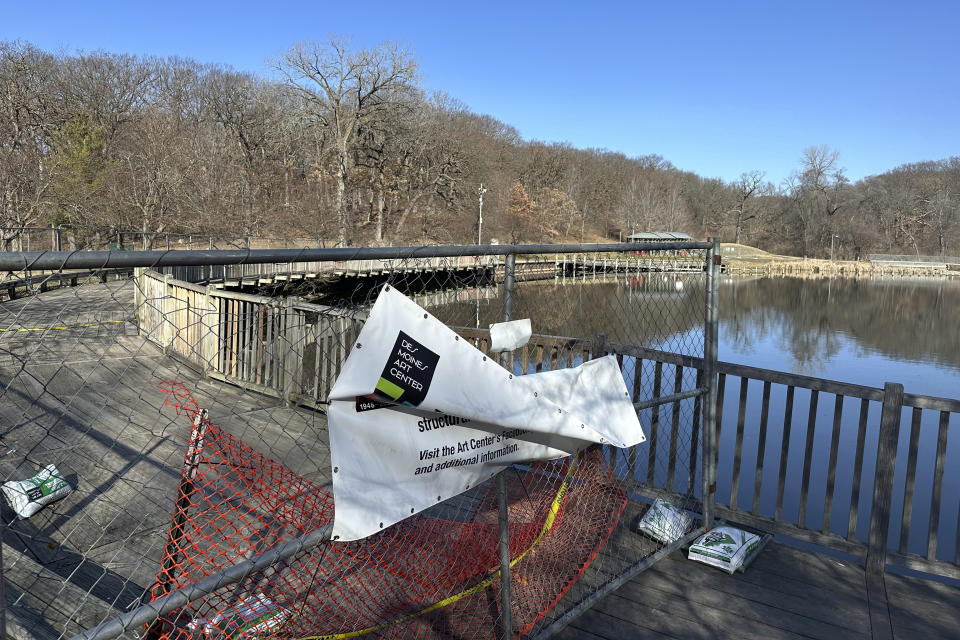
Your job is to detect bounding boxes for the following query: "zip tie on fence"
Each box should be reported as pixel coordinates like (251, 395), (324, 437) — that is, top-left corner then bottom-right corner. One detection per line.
(0, 319), (131, 333)
(68, 523), (335, 640)
(295, 452), (580, 640)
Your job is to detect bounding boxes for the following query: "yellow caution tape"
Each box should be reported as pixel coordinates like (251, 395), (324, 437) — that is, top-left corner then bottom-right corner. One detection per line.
(296, 453), (580, 640)
(0, 319), (128, 333)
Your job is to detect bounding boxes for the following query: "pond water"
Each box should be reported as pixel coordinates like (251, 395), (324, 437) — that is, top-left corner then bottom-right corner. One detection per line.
(718, 275), (960, 398)
(425, 272), (960, 561)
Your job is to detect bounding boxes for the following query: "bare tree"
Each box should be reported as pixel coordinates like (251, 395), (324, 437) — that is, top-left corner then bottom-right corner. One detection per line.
(0, 42), (59, 248)
(276, 38), (418, 246)
(788, 146), (849, 255)
(729, 170), (765, 244)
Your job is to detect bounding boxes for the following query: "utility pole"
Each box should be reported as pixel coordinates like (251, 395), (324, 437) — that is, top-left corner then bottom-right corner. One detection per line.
(478, 183), (487, 245)
(831, 234), (839, 261)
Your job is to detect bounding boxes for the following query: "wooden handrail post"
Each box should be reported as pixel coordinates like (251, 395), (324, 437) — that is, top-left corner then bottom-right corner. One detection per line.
(867, 381), (904, 575)
(281, 296), (300, 404)
(133, 267), (144, 329)
(201, 285), (220, 374)
(593, 333), (607, 359)
(161, 274), (175, 352)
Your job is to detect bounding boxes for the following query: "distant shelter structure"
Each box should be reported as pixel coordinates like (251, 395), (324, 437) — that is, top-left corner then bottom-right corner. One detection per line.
(624, 232), (694, 242)
(624, 231), (693, 255)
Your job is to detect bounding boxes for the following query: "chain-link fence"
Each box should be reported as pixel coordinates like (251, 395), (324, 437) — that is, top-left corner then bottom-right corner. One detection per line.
(0, 241), (719, 640)
(0, 226), (334, 254)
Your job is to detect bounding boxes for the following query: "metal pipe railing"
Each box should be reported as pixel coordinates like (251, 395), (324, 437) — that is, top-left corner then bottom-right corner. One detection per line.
(70, 523), (333, 640)
(0, 241), (712, 272)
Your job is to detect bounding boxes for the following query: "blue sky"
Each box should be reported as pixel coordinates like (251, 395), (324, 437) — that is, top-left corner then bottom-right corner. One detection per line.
(4, 1), (958, 185)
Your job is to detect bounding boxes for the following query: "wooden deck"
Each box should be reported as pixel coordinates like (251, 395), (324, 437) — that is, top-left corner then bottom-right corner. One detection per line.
(0, 281), (331, 638)
(553, 540), (960, 640)
(2, 281), (958, 639)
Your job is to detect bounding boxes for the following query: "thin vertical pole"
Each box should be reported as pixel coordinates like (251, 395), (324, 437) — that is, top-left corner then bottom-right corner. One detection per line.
(701, 238), (720, 530)
(497, 252), (516, 639)
(1, 512), (6, 640)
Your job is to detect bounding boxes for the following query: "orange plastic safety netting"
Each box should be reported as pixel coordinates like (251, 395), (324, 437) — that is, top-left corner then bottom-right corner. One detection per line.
(146, 382), (627, 639)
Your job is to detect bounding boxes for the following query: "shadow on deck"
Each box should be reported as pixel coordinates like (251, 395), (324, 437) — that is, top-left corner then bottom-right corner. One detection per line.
(2, 281), (958, 639)
(553, 540), (960, 640)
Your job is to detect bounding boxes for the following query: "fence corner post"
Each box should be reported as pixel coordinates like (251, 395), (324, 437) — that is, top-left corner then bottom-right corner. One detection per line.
(867, 381), (904, 576)
(701, 237), (721, 530)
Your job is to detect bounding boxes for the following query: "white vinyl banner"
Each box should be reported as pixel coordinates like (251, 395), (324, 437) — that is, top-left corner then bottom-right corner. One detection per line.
(328, 285), (645, 541)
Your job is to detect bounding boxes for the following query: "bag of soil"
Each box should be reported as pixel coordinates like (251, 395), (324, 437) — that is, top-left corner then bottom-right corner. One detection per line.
(688, 525), (762, 574)
(633, 498), (692, 544)
(1, 464), (72, 519)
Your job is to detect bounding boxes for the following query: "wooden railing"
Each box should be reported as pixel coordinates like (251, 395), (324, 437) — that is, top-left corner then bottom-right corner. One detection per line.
(1, 268), (133, 301)
(137, 269), (960, 580)
(609, 342), (960, 580)
(158, 255), (503, 286)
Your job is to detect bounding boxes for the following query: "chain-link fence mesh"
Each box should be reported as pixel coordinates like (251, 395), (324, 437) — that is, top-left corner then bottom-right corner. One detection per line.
(1, 226), (334, 253)
(0, 243), (716, 640)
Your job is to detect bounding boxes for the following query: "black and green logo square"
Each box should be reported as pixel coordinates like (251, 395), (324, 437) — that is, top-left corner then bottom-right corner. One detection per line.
(374, 331), (439, 407)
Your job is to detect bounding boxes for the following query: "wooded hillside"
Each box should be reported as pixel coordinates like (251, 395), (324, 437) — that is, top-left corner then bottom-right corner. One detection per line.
(2, 39), (957, 256)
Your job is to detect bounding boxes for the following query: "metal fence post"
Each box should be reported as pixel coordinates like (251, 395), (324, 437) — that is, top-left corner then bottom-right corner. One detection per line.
(701, 237), (720, 529)
(1, 509), (6, 640)
(497, 252), (516, 639)
(867, 381), (903, 575)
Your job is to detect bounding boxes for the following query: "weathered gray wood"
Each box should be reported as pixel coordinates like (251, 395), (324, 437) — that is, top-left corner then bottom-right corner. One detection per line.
(646, 361), (663, 484)
(823, 394), (844, 534)
(645, 555), (870, 636)
(688, 368), (704, 494)
(666, 364), (683, 491)
(849, 398), (871, 540)
(730, 377), (749, 510)
(612, 556), (871, 640)
(867, 382), (904, 576)
(927, 411), (950, 561)
(714, 372), (727, 479)
(606, 341), (885, 401)
(885, 551), (960, 581)
(776, 386), (796, 521)
(902, 392), (960, 414)
(865, 567), (895, 640)
(752, 380), (772, 514)
(898, 407), (923, 554)
(798, 389), (819, 529)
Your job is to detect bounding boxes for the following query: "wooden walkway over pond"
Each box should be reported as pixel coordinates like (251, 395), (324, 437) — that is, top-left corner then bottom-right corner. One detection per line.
(1, 279), (958, 639)
(555, 541), (960, 640)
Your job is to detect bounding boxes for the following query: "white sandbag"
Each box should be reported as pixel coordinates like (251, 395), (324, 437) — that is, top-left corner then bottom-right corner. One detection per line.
(688, 525), (762, 574)
(633, 498), (692, 544)
(488, 318), (532, 352)
(187, 592), (290, 638)
(1, 464), (72, 519)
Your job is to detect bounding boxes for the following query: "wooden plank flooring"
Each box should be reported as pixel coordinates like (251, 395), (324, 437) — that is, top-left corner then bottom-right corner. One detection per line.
(3, 281), (959, 640)
(552, 541), (960, 640)
(1, 281), (332, 638)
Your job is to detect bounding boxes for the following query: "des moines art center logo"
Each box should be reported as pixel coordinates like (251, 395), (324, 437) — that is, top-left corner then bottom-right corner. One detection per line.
(374, 331), (440, 407)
